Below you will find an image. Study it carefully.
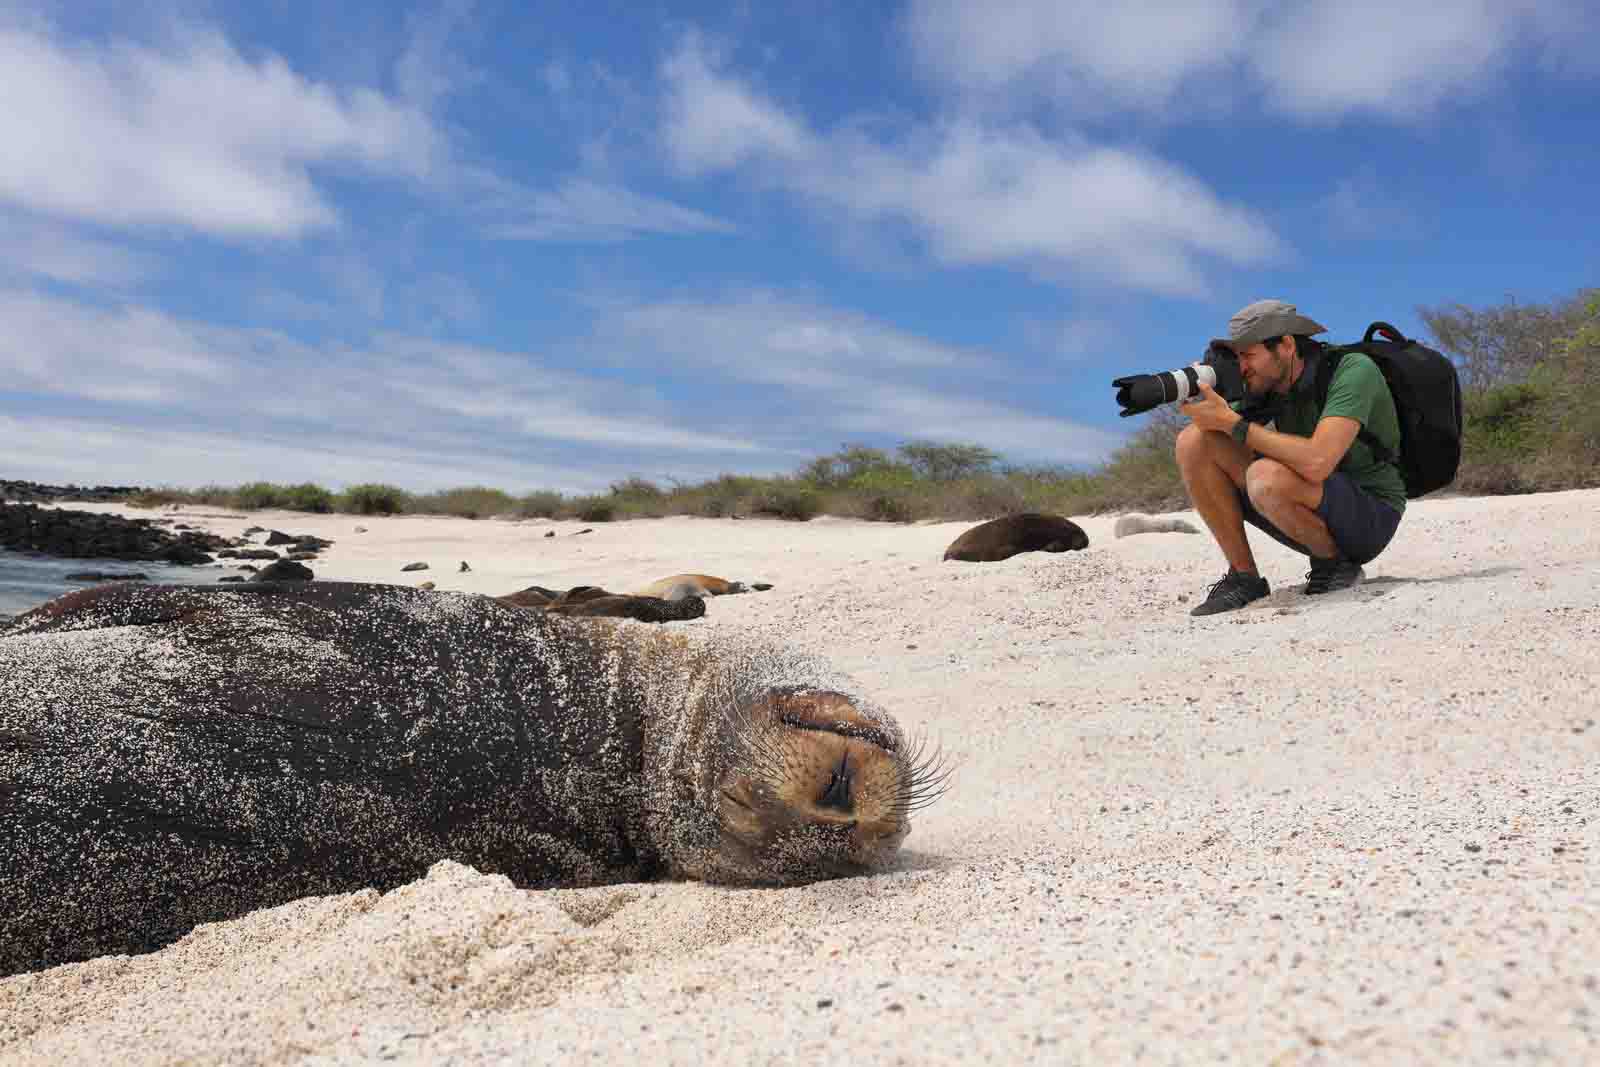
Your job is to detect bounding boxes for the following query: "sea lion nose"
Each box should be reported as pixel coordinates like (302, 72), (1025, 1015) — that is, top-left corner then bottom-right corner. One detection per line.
(817, 752), (852, 811)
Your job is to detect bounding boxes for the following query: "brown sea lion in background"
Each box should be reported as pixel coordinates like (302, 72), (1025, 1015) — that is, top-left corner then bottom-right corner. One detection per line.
(0, 581), (948, 977)
(1113, 514), (1200, 538)
(632, 573), (775, 601)
(494, 584), (706, 623)
(941, 513), (1090, 563)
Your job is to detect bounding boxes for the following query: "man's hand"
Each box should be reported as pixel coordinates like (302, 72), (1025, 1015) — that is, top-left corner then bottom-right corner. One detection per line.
(1179, 382), (1241, 435)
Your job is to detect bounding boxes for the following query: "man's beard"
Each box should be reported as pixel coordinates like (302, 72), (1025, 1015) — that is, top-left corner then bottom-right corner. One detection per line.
(1244, 353), (1292, 397)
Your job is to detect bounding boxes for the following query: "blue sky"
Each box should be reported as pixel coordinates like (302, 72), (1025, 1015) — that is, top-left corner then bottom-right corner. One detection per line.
(2, 0), (1596, 494)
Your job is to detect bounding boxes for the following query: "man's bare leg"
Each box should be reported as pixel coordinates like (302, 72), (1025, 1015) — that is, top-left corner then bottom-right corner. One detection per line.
(1175, 425), (1259, 573)
(1243, 460), (1340, 558)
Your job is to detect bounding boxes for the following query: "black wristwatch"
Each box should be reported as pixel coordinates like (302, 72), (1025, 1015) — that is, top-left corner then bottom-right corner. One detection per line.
(1230, 416), (1250, 445)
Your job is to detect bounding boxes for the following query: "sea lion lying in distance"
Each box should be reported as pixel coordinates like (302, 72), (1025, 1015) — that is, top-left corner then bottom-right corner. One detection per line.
(0, 581), (948, 977)
(632, 574), (775, 601)
(494, 584), (706, 623)
(1113, 513), (1200, 538)
(942, 513), (1090, 563)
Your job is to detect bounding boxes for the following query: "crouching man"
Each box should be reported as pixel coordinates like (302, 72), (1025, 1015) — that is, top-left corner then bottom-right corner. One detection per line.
(1177, 299), (1406, 617)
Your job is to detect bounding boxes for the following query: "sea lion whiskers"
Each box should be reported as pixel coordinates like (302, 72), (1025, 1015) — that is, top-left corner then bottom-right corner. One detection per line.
(884, 729), (956, 817)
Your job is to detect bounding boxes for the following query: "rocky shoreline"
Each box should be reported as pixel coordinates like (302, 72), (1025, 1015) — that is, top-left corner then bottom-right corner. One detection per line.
(0, 479), (147, 505)
(0, 502), (230, 564)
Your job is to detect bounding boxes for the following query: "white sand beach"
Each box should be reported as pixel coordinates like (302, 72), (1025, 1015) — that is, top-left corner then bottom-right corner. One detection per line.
(3, 490), (1598, 1064)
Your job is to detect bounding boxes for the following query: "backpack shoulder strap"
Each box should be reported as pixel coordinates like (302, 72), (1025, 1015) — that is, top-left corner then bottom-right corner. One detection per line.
(1313, 337), (1393, 464)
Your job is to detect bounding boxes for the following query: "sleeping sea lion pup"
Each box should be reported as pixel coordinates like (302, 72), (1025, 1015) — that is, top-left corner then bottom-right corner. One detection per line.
(0, 581), (948, 977)
(632, 574), (774, 600)
(494, 584), (707, 623)
(1113, 513), (1200, 538)
(942, 512), (1089, 563)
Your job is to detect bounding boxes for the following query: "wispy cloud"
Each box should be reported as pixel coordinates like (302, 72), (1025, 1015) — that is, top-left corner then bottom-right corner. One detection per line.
(902, 0), (1599, 120)
(0, 20), (439, 238)
(0, 214), (160, 287)
(0, 284), (1125, 489)
(599, 291), (1123, 464)
(0, 289), (780, 491)
(480, 176), (736, 242)
(0, 413), (630, 497)
(658, 35), (1280, 295)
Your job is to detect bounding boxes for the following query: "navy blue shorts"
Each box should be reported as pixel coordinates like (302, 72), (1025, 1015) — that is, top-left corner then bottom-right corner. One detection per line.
(1239, 470), (1402, 565)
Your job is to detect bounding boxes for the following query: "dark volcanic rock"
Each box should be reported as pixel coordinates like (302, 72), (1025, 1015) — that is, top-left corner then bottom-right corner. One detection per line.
(252, 560), (313, 582)
(62, 572), (150, 583)
(265, 530), (296, 546)
(0, 502), (228, 564)
(401, 562), (429, 572)
(0, 480), (146, 504)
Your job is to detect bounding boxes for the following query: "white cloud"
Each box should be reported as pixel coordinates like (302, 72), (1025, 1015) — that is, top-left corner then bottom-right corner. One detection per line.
(0, 413), (625, 496)
(0, 22), (439, 237)
(901, 0), (1255, 110)
(658, 37), (1279, 294)
(600, 291), (1123, 464)
(661, 33), (816, 175)
(0, 290), (777, 492)
(902, 0), (1598, 120)
(0, 284), (1127, 487)
(483, 177), (736, 241)
(0, 215), (159, 287)
(0, 291), (235, 402)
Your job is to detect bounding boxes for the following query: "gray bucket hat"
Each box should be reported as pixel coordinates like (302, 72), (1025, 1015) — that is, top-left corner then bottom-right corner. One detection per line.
(1214, 299), (1327, 352)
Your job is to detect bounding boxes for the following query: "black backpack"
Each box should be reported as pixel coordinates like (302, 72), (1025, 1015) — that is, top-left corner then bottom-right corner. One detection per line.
(1313, 321), (1464, 499)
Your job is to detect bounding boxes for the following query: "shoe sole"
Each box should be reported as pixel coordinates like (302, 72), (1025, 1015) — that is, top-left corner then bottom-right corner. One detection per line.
(1304, 568), (1364, 596)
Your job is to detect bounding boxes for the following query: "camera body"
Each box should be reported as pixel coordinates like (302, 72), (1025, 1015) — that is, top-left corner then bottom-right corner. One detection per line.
(1112, 341), (1248, 418)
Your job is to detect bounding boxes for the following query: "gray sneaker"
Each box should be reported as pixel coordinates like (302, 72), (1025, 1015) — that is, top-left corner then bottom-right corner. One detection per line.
(1190, 570), (1270, 616)
(1305, 557), (1364, 595)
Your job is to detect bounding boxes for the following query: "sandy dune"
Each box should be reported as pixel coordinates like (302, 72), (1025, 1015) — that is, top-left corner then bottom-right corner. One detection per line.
(3, 491), (1598, 1064)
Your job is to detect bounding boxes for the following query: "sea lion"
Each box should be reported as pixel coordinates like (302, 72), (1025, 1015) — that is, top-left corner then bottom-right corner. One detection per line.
(941, 513), (1089, 563)
(1113, 514), (1200, 538)
(0, 581), (947, 976)
(494, 585), (706, 623)
(632, 574), (774, 601)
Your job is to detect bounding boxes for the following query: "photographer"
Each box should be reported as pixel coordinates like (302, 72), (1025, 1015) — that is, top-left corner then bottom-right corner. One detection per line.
(1175, 300), (1406, 616)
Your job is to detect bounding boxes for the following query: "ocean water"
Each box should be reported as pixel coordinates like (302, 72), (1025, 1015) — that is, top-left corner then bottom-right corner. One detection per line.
(0, 550), (229, 619)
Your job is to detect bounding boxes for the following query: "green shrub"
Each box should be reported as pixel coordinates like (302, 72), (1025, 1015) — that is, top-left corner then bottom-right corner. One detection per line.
(282, 482), (334, 513)
(232, 482), (285, 510)
(607, 477), (669, 518)
(897, 441), (999, 481)
(339, 483), (409, 515)
(410, 486), (518, 519)
(747, 484), (821, 521)
(189, 484), (237, 507)
(572, 496), (616, 522)
(516, 491), (564, 518)
(126, 488), (187, 509)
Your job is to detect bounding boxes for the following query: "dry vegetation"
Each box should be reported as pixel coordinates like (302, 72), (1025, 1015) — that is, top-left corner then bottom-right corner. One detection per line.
(127, 289), (1598, 522)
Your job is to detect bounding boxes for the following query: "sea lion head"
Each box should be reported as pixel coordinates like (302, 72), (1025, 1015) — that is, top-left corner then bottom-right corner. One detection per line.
(641, 642), (950, 887)
(709, 686), (946, 883)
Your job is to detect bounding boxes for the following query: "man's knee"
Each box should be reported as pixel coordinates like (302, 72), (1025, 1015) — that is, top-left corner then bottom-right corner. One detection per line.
(1175, 423), (1212, 470)
(1244, 458), (1296, 510)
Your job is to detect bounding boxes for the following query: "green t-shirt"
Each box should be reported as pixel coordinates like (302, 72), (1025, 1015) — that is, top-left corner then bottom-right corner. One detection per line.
(1266, 351), (1408, 514)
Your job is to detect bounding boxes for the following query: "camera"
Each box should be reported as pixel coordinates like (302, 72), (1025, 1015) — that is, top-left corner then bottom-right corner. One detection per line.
(1112, 341), (1248, 418)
